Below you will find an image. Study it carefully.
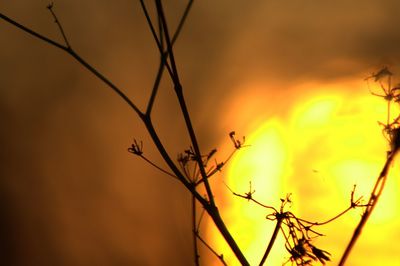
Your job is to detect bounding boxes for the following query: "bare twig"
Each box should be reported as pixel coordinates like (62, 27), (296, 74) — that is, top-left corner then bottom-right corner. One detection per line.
(145, 0), (194, 116)
(226, 182), (278, 212)
(259, 215), (283, 266)
(47, 3), (71, 48)
(339, 148), (398, 265)
(128, 140), (177, 179)
(339, 69), (399, 265)
(195, 232), (228, 266)
(139, 0), (173, 77)
(151, 3), (249, 264)
(192, 195), (200, 266)
(0, 11), (142, 117)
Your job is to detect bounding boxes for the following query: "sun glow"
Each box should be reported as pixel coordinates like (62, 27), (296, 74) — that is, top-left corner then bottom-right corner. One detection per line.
(207, 80), (400, 265)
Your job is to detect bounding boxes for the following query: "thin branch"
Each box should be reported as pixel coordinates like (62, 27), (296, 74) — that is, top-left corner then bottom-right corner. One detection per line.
(69, 50), (143, 116)
(295, 197), (366, 227)
(195, 134), (247, 186)
(128, 139), (177, 179)
(139, 0), (173, 77)
(140, 154), (177, 179)
(311, 205), (359, 226)
(155, 0), (218, 212)
(142, 116), (209, 206)
(225, 183), (278, 212)
(171, 0), (194, 44)
(196, 207), (206, 230)
(146, 57), (165, 116)
(192, 195), (200, 266)
(155, 0), (180, 81)
(145, 11), (165, 116)
(339, 149), (398, 265)
(0, 12), (65, 50)
(195, 232), (228, 266)
(259, 216), (283, 266)
(0, 11), (143, 117)
(47, 3), (71, 48)
(145, 0), (193, 116)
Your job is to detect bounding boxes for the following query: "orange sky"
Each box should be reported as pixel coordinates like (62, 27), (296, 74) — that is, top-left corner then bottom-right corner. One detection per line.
(2, 1), (400, 265)
(205, 79), (400, 265)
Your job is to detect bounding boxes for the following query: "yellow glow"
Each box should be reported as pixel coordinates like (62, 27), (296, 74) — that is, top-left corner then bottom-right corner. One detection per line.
(208, 80), (400, 265)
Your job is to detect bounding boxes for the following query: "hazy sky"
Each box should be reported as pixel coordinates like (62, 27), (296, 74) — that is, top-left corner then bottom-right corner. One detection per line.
(2, 1), (400, 265)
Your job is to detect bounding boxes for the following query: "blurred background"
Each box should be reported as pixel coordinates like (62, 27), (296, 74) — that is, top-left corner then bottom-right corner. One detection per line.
(2, 1), (400, 265)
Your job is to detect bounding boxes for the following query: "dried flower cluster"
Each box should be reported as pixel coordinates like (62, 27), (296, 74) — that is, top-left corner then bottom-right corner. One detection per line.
(367, 67), (400, 154)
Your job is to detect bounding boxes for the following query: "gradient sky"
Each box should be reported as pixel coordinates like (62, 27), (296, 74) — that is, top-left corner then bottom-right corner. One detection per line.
(2, 1), (400, 265)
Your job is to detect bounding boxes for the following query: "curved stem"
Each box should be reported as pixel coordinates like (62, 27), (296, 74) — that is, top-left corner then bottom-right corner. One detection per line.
(259, 216), (282, 266)
(0, 12), (143, 117)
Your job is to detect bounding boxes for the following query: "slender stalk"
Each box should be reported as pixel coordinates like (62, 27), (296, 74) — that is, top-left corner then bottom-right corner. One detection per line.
(0, 12), (143, 117)
(69, 50), (143, 116)
(145, 0), (193, 116)
(0, 12), (65, 50)
(196, 232), (228, 266)
(192, 195), (200, 266)
(143, 117), (249, 264)
(155, 0), (216, 207)
(339, 150), (397, 265)
(142, 116), (208, 206)
(171, 0), (194, 44)
(205, 205), (250, 266)
(138, 154), (177, 179)
(139, 0), (173, 77)
(153, 3), (248, 263)
(259, 216), (282, 266)
(145, 10), (165, 116)
(146, 57), (165, 116)
(47, 3), (71, 48)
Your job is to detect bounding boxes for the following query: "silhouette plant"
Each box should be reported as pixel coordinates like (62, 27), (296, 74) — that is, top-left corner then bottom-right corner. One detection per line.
(1, 2), (398, 265)
(338, 67), (400, 265)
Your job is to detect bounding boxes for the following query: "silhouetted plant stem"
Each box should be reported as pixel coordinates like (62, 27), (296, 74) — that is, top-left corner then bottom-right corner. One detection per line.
(145, 0), (193, 117)
(141, 0), (218, 210)
(142, 116), (205, 200)
(0, 12), (64, 49)
(205, 205), (250, 266)
(47, 3), (71, 48)
(70, 50), (144, 116)
(192, 195), (200, 266)
(154, 0), (216, 207)
(146, 56), (165, 116)
(145, 3), (248, 261)
(1, 5), (251, 264)
(195, 232), (228, 266)
(339, 149), (398, 265)
(259, 216), (282, 266)
(142, 114), (248, 265)
(0, 12), (143, 117)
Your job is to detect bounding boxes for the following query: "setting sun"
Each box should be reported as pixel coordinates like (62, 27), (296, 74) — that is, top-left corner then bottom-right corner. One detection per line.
(4, 2), (400, 265)
(208, 80), (400, 265)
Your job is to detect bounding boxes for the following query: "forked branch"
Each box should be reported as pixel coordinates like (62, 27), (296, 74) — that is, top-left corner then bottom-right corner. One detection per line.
(1, 2), (251, 265)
